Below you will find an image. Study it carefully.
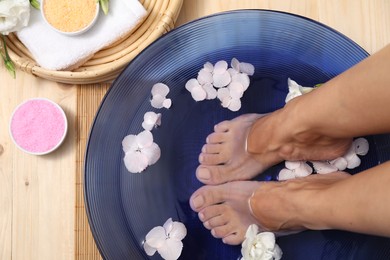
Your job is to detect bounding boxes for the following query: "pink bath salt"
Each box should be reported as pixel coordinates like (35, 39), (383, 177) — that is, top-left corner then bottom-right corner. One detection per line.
(10, 99), (67, 154)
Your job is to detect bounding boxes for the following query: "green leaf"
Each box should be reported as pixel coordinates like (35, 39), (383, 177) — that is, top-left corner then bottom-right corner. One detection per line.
(29, 0), (40, 10)
(1, 35), (16, 79)
(99, 0), (109, 15)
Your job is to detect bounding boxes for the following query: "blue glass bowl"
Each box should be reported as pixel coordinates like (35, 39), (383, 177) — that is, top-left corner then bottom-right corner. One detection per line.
(84, 10), (390, 259)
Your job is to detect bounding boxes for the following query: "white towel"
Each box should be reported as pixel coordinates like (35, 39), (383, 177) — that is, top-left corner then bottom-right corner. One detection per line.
(17, 0), (147, 71)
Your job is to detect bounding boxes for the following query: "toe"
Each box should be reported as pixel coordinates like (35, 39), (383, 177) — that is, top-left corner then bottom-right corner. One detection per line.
(211, 224), (234, 240)
(196, 165), (230, 184)
(199, 204), (227, 222)
(199, 152), (228, 165)
(196, 165), (231, 185)
(206, 132), (227, 144)
(213, 120), (231, 133)
(201, 143), (221, 154)
(189, 185), (225, 211)
(222, 233), (244, 245)
(204, 214), (228, 230)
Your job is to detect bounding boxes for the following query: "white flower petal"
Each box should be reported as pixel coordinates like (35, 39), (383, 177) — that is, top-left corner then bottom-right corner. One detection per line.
(163, 218), (174, 234)
(217, 87), (230, 101)
(245, 224), (259, 239)
(232, 73), (250, 91)
(258, 232), (276, 250)
(191, 86), (207, 101)
(213, 70), (231, 88)
(142, 142), (161, 166)
(346, 153), (361, 169)
(312, 161), (338, 174)
(136, 130), (153, 149)
(353, 137), (369, 156)
(157, 239), (183, 260)
(142, 112), (161, 130)
(124, 151), (149, 173)
(284, 161), (302, 170)
(228, 68), (239, 77)
(278, 168), (296, 181)
(144, 111), (159, 123)
(231, 58), (240, 72)
(152, 83), (170, 96)
(122, 134), (137, 153)
(197, 68), (213, 85)
(203, 82), (218, 100)
(203, 62), (214, 72)
(285, 78), (303, 103)
(299, 86), (315, 94)
(273, 244), (283, 260)
(0, 0), (30, 34)
(143, 241), (157, 256)
(213, 60), (228, 74)
(228, 98), (241, 112)
(294, 162), (313, 177)
(142, 122), (154, 131)
(185, 78), (201, 92)
(169, 222), (187, 241)
(228, 81), (245, 99)
(239, 62), (255, 76)
(163, 98), (172, 109)
(151, 94), (165, 109)
(185, 78), (200, 92)
(145, 226), (167, 248)
(221, 96), (232, 108)
(329, 157), (348, 171)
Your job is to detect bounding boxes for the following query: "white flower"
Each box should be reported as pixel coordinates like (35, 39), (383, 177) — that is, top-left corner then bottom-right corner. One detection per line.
(311, 137), (369, 173)
(0, 0), (30, 35)
(142, 111), (161, 131)
(143, 218), (187, 260)
(278, 160), (313, 181)
(122, 130), (161, 173)
(241, 224), (282, 260)
(185, 58), (254, 111)
(285, 78), (315, 103)
(151, 83), (172, 109)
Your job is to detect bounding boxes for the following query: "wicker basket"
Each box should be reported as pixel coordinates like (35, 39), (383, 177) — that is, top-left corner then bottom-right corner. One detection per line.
(5, 0), (183, 84)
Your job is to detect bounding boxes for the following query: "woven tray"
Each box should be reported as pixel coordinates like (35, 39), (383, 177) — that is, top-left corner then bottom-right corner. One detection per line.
(5, 0), (183, 84)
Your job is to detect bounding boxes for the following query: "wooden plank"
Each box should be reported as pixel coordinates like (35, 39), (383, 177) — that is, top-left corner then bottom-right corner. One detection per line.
(0, 71), (77, 260)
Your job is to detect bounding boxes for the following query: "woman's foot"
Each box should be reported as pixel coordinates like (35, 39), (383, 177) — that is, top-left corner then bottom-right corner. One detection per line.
(189, 181), (261, 245)
(196, 114), (277, 185)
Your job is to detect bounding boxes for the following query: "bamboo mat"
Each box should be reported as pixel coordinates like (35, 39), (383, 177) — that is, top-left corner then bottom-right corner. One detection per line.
(76, 84), (110, 260)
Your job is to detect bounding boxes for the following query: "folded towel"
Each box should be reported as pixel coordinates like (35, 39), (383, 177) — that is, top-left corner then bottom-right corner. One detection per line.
(17, 0), (147, 71)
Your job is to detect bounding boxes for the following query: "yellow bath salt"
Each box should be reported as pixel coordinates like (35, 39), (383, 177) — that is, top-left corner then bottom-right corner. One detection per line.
(43, 0), (98, 33)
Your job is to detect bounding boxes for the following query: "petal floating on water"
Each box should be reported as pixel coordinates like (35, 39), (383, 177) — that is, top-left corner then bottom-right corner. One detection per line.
(145, 226), (167, 248)
(152, 83), (170, 96)
(142, 142), (161, 166)
(137, 130), (154, 149)
(124, 151), (149, 173)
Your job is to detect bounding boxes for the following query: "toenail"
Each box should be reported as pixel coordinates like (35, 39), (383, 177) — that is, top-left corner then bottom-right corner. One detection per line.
(199, 154), (204, 163)
(192, 195), (204, 209)
(203, 221), (210, 229)
(197, 168), (210, 180)
(198, 212), (205, 221)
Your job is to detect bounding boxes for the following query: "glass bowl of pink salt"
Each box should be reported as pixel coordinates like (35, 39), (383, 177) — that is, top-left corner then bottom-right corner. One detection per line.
(9, 98), (68, 155)
(41, 0), (100, 36)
